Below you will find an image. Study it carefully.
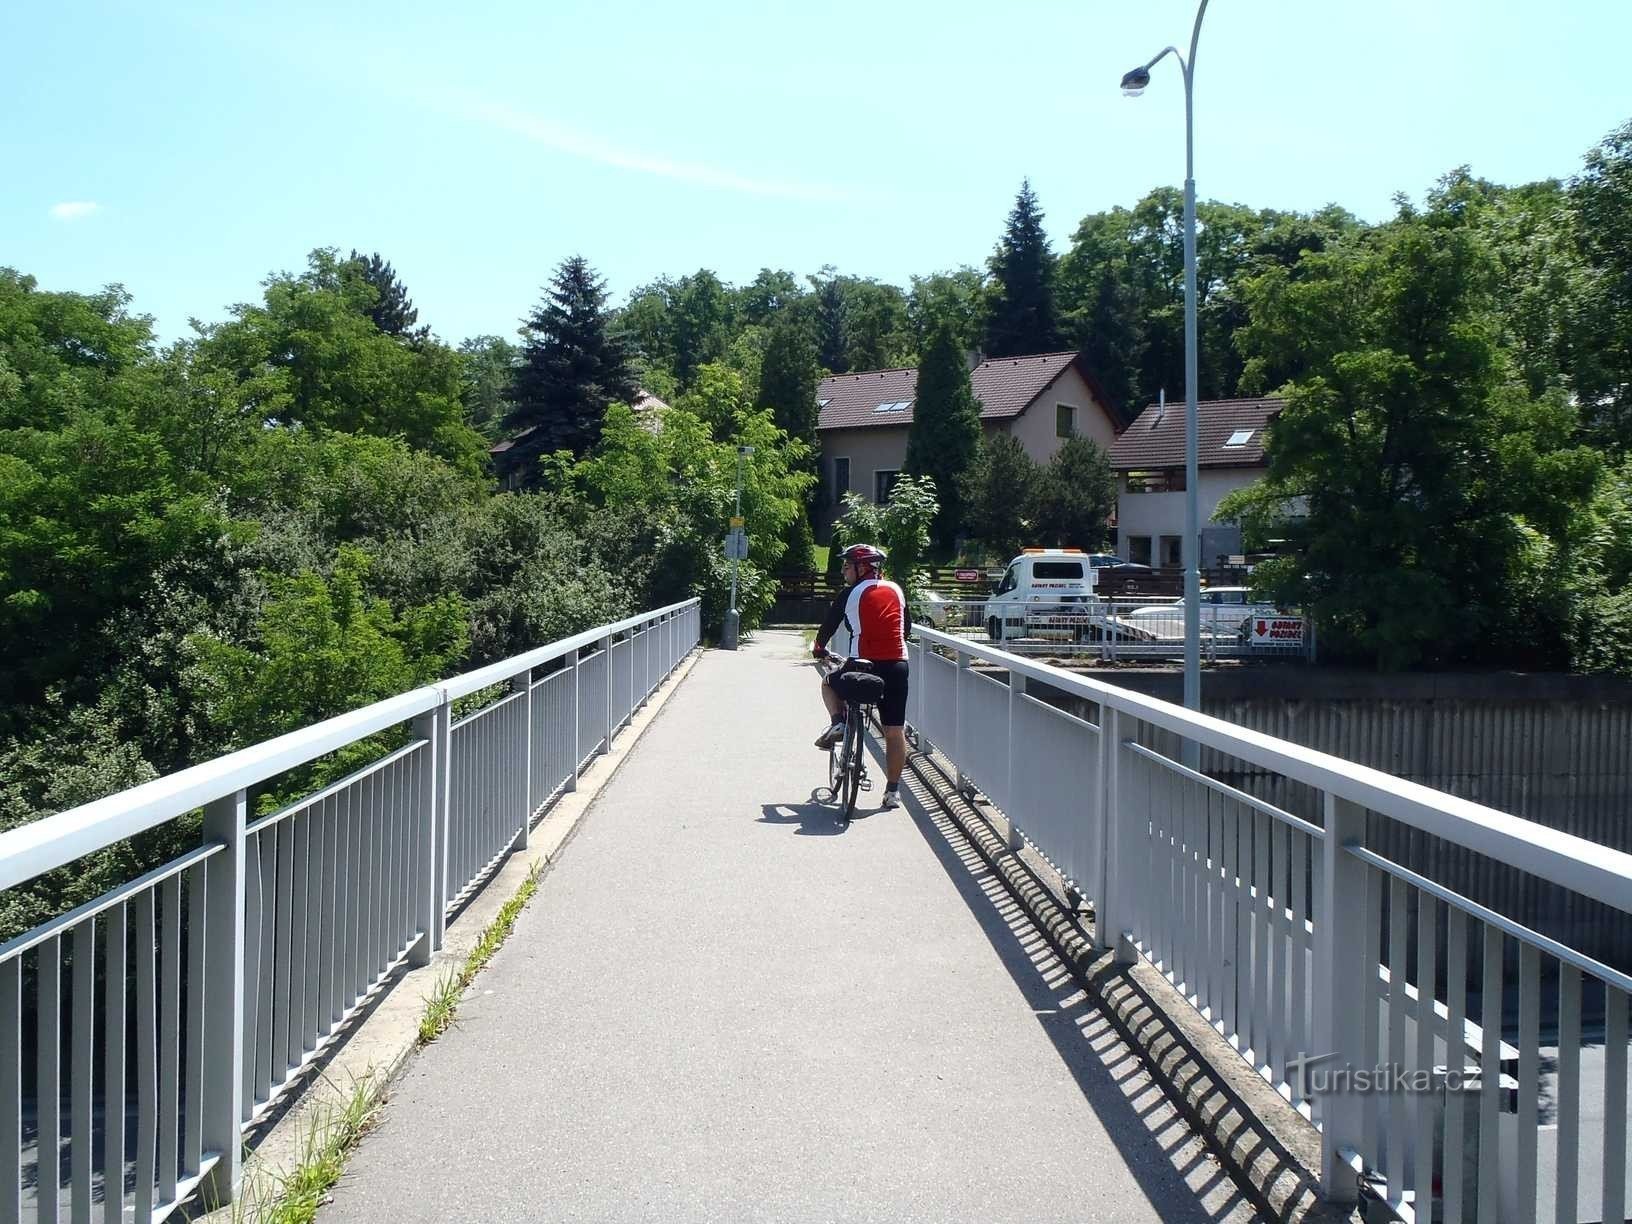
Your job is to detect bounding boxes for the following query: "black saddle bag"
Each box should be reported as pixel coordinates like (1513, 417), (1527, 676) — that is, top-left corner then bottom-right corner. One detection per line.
(832, 668), (886, 706)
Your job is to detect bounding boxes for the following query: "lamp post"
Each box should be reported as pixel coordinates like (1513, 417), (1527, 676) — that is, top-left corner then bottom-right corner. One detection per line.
(721, 444), (754, 650)
(1122, 0), (1209, 748)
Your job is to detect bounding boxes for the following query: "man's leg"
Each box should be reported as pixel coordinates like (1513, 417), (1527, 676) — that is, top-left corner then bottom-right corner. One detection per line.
(821, 679), (844, 723)
(883, 726), (908, 787)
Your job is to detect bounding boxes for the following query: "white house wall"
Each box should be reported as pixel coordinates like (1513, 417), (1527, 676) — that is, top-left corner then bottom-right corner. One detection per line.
(1003, 366), (1118, 463)
(1116, 467), (1263, 563)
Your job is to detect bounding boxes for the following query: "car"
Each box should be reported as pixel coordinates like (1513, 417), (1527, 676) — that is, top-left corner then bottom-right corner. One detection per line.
(1113, 587), (1281, 641)
(982, 549), (1101, 642)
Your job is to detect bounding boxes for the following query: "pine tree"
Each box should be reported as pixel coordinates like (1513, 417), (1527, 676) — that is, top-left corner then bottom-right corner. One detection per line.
(507, 256), (638, 459)
(812, 271), (848, 373)
(904, 323), (983, 552)
(346, 250), (422, 339)
(984, 180), (1063, 358)
(959, 434), (1039, 562)
(1030, 436), (1116, 549)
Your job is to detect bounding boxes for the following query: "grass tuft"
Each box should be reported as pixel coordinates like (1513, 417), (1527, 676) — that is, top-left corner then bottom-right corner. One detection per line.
(416, 860), (543, 1045)
(230, 1073), (384, 1224)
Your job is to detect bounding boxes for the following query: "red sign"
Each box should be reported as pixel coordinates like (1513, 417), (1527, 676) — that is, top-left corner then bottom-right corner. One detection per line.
(954, 569), (981, 583)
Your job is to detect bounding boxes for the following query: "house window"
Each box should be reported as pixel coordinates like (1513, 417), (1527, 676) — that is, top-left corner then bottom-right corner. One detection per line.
(1056, 404), (1076, 438)
(832, 457), (850, 503)
(1124, 468), (1187, 494)
(1128, 536), (1153, 566)
(875, 469), (900, 504)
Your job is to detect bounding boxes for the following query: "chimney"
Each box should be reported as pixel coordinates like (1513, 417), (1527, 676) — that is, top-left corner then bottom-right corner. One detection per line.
(1152, 388), (1166, 428)
(964, 349), (983, 372)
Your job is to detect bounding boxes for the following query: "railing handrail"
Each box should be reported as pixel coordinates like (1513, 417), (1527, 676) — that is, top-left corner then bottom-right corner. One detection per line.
(915, 625), (1632, 917)
(0, 599), (700, 893)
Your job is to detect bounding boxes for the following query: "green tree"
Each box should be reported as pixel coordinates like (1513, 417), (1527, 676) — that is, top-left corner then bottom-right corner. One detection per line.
(908, 268), (986, 357)
(1571, 120), (1632, 453)
(1223, 200), (1600, 668)
(344, 250), (423, 340)
(736, 268), (804, 327)
(508, 255), (637, 459)
(959, 434), (1037, 562)
(811, 268), (848, 372)
(830, 474), (938, 608)
(670, 269), (737, 389)
(984, 180), (1063, 358)
(904, 324), (982, 552)
(755, 316), (821, 451)
(457, 335), (518, 440)
(1029, 436), (1115, 549)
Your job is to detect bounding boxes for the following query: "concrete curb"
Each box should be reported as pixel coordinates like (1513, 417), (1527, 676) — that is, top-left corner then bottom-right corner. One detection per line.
(904, 742), (1359, 1224)
(194, 646), (707, 1222)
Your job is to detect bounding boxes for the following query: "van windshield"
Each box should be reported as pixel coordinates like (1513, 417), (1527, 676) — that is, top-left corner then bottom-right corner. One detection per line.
(1032, 562), (1084, 580)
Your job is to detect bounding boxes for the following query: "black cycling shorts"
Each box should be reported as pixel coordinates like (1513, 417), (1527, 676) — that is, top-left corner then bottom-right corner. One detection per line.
(827, 658), (911, 728)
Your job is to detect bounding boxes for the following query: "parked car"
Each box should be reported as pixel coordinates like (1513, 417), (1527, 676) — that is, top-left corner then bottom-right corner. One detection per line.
(1113, 587), (1280, 642)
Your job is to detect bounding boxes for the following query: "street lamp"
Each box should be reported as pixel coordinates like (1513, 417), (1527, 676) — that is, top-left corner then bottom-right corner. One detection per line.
(721, 444), (755, 650)
(1122, 0), (1209, 743)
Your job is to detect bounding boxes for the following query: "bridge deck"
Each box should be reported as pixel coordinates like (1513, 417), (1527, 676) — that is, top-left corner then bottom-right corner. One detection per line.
(322, 632), (1254, 1223)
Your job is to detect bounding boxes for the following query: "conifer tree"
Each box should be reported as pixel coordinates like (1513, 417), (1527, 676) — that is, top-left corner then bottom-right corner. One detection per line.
(905, 323), (983, 551)
(984, 180), (1063, 357)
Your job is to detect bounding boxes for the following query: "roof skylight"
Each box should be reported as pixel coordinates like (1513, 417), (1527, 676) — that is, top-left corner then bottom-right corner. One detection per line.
(1224, 429), (1254, 447)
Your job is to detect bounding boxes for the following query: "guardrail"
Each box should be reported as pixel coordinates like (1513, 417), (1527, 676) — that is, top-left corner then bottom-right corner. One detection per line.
(909, 626), (1632, 1223)
(924, 597), (1314, 661)
(0, 598), (701, 1221)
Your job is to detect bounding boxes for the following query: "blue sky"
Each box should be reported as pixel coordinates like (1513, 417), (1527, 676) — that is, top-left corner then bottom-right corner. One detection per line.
(5, 0), (1630, 345)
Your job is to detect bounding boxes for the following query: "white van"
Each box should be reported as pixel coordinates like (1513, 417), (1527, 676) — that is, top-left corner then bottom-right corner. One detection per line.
(983, 549), (1099, 643)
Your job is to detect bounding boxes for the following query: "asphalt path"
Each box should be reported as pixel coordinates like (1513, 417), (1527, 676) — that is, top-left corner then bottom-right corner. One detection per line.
(321, 632), (1254, 1223)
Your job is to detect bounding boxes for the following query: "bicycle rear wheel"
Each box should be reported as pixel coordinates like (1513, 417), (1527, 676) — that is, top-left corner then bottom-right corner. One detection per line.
(840, 709), (863, 822)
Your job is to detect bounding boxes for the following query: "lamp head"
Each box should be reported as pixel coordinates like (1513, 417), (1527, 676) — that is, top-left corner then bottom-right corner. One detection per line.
(1120, 66), (1150, 96)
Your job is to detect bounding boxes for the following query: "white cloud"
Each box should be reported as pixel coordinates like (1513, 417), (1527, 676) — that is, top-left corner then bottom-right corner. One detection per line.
(448, 95), (847, 203)
(50, 201), (100, 221)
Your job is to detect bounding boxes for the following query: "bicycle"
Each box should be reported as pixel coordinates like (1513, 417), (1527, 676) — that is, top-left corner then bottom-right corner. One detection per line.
(817, 654), (884, 824)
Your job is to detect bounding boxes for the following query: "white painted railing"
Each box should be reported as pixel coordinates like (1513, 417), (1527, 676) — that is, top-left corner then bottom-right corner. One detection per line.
(0, 598), (700, 1222)
(910, 626), (1632, 1224)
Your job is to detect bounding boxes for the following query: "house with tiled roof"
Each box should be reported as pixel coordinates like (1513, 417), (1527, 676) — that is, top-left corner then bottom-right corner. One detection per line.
(1108, 396), (1283, 569)
(817, 351), (1124, 524)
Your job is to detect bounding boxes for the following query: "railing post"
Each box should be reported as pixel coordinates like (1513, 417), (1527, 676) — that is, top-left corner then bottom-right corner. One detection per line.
(954, 647), (970, 795)
(511, 672), (531, 851)
(200, 788), (246, 1207)
(566, 651), (580, 794)
(1095, 707), (1134, 963)
(1006, 673), (1025, 851)
(418, 696), (451, 953)
(602, 632), (614, 755)
(408, 704), (443, 967)
(1315, 793), (1368, 1203)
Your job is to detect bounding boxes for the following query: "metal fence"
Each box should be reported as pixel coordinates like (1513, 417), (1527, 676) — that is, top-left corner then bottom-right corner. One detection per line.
(923, 597), (1314, 661)
(910, 627), (1632, 1223)
(0, 599), (700, 1222)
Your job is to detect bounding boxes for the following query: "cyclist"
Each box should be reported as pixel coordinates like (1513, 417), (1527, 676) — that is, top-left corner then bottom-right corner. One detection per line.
(811, 543), (912, 810)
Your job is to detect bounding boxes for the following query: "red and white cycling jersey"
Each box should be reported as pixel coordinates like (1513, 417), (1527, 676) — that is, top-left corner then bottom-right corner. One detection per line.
(817, 577), (910, 662)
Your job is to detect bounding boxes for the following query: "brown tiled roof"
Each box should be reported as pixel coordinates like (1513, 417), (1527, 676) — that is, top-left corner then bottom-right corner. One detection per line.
(1109, 397), (1282, 469)
(817, 351), (1109, 431)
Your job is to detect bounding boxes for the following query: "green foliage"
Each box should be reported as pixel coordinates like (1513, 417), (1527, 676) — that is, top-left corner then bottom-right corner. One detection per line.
(508, 255), (637, 459)
(457, 335), (519, 440)
(831, 474), (938, 606)
(563, 375), (813, 634)
(1221, 198), (1601, 668)
(904, 323), (982, 551)
(984, 180), (1063, 359)
(1571, 120), (1632, 453)
(343, 250), (423, 340)
(959, 434), (1037, 563)
(908, 268), (986, 356)
(755, 316), (821, 454)
(1030, 436), (1115, 550)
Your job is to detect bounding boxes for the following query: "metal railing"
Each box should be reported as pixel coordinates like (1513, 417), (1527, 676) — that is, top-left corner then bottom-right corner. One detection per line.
(922, 597), (1314, 661)
(910, 626), (1632, 1223)
(0, 598), (700, 1222)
